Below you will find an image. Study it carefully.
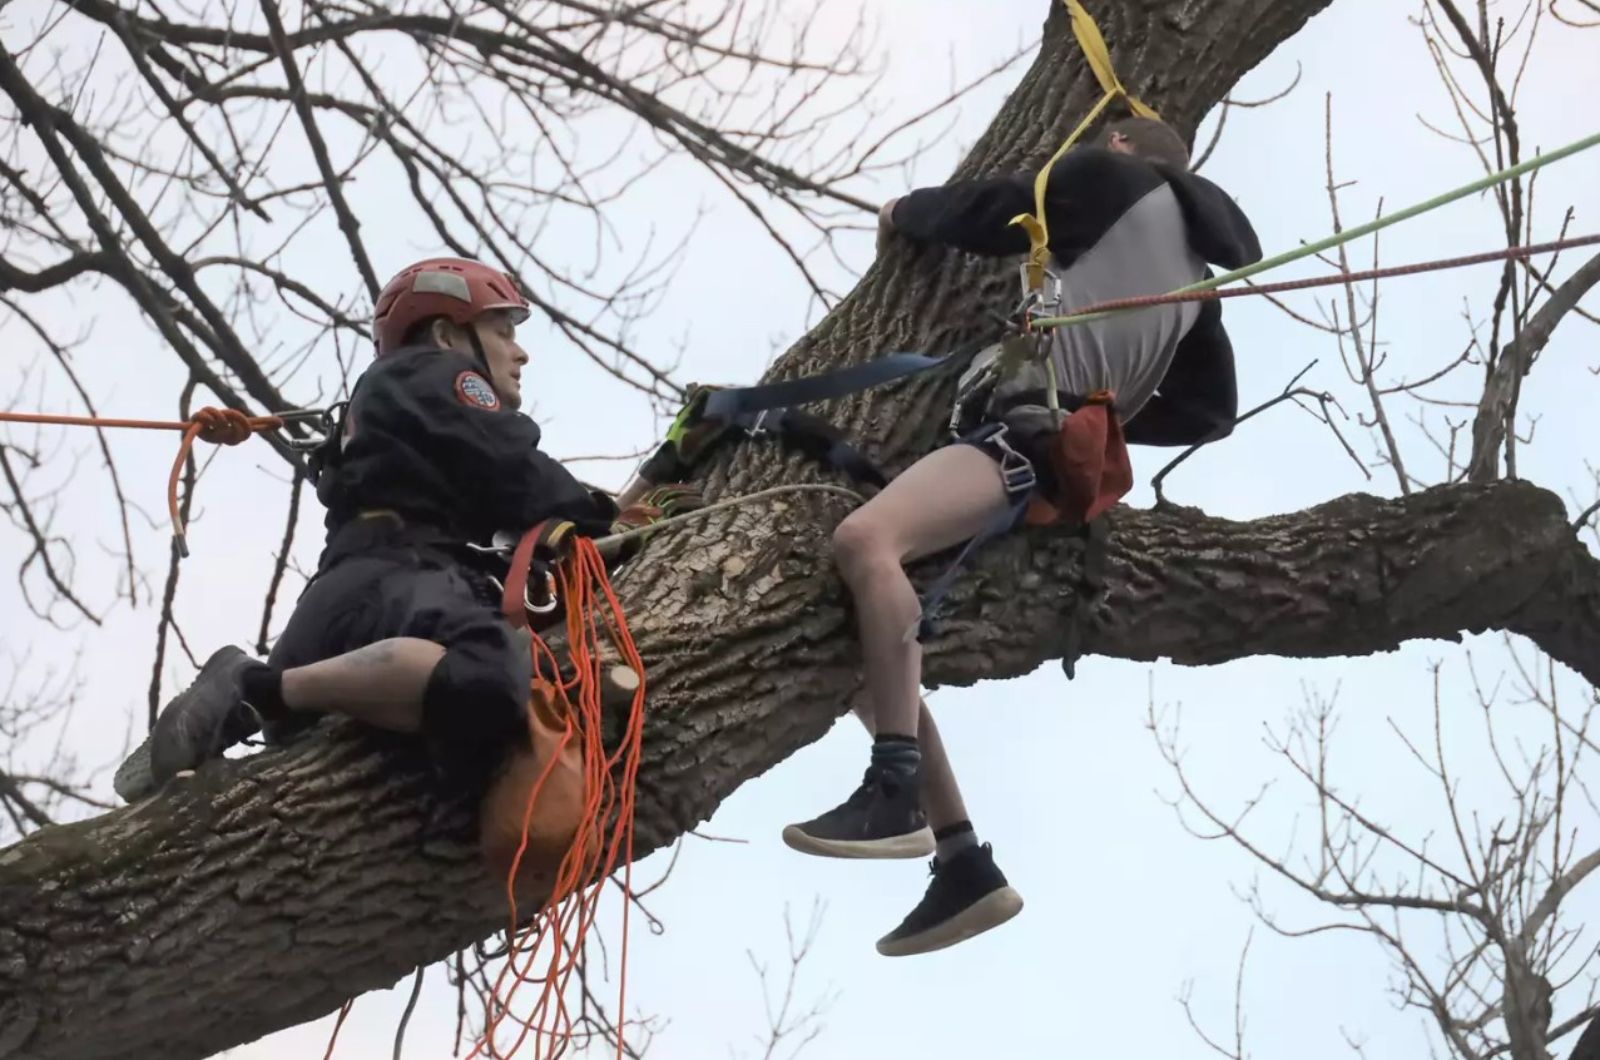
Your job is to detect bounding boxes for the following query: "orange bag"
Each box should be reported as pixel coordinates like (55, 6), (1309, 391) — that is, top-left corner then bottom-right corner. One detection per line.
(479, 677), (593, 891)
(1023, 390), (1133, 528)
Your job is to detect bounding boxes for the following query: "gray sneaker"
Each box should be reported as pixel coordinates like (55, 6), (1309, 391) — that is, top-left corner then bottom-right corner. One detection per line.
(113, 646), (262, 802)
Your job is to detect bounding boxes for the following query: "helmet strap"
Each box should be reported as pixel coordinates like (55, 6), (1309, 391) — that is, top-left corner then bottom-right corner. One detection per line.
(466, 322), (493, 377)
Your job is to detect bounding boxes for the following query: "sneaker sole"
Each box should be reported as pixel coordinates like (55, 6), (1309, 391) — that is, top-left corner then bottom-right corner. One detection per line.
(112, 738), (158, 804)
(780, 824), (936, 860)
(875, 885), (1024, 958)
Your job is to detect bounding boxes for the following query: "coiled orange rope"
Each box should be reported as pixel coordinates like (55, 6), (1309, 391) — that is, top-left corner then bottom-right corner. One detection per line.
(468, 536), (648, 1060)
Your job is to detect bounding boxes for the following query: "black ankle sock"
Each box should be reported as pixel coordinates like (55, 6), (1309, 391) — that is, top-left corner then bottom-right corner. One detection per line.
(871, 733), (921, 781)
(934, 819), (979, 860)
(241, 664), (289, 721)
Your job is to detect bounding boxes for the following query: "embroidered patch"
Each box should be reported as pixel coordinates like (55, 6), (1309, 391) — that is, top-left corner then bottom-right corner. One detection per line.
(455, 370), (501, 411)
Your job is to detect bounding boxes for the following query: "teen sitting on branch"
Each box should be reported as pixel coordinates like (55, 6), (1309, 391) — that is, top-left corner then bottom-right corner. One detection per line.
(782, 117), (1262, 957)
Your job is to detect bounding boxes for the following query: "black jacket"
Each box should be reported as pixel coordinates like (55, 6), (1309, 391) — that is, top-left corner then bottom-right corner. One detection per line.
(309, 346), (616, 544)
(891, 147), (1262, 445)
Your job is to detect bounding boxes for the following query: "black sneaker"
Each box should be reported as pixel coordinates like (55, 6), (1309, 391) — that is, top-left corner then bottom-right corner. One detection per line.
(145, 646), (263, 787)
(781, 765), (935, 859)
(876, 844), (1024, 957)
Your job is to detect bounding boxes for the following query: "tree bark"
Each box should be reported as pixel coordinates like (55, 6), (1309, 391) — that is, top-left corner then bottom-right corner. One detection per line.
(41, 2), (1600, 1058)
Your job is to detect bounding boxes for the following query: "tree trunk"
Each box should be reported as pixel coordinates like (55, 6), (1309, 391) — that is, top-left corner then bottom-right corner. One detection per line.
(23, 3), (1596, 1058)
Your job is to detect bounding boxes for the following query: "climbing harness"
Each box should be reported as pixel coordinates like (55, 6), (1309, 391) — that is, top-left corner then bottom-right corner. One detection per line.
(464, 518), (575, 630)
(0, 404), (331, 556)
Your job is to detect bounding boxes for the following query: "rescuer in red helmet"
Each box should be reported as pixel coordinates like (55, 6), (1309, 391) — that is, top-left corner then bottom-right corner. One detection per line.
(115, 257), (694, 802)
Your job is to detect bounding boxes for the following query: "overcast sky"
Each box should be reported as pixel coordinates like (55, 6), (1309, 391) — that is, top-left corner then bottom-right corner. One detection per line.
(4, 1), (1599, 1058)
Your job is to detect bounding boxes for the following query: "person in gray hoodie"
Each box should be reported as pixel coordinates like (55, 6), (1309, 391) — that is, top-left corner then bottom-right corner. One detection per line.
(782, 117), (1264, 957)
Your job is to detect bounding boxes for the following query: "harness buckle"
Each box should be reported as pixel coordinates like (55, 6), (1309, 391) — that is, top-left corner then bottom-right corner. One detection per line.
(465, 528), (519, 560)
(487, 567), (561, 617)
(979, 423), (1037, 499)
(1014, 263), (1063, 320)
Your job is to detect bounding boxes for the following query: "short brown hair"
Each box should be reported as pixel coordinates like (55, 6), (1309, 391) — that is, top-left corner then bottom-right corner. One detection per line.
(1097, 117), (1190, 170)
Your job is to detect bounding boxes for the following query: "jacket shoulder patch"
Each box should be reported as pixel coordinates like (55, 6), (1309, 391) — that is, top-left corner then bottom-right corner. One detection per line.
(454, 370), (502, 410)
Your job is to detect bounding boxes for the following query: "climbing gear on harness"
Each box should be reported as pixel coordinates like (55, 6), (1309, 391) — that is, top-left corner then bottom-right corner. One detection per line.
(372, 257), (531, 357)
(1010, 0), (1160, 293)
(0, 404), (327, 556)
(470, 519), (576, 632)
(1021, 390), (1131, 528)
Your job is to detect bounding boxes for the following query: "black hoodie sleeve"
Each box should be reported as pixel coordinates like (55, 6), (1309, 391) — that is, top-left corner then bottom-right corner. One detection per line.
(345, 348), (617, 532)
(888, 174), (1035, 258)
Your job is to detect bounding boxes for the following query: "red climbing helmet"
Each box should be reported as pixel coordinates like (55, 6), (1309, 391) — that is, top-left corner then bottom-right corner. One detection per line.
(372, 257), (531, 357)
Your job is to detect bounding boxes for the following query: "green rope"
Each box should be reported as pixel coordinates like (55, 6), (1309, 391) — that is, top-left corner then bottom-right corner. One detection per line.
(1030, 127), (1600, 331)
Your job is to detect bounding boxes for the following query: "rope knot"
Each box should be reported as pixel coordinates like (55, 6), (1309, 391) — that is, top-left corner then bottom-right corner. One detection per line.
(190, 406), (255, 446)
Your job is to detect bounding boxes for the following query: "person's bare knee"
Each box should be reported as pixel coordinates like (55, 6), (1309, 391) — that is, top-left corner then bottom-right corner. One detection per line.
(832, 508), (901, 587)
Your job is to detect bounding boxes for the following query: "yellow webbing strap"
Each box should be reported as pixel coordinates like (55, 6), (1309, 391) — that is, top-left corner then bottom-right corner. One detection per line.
(1010, 0), (1162, 291)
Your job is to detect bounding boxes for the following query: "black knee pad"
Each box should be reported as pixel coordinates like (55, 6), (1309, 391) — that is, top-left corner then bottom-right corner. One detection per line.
(420, 637), (533, 783)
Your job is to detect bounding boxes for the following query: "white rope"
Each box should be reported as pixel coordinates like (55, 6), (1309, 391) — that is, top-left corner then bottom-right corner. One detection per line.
(593, 483), (866, 553)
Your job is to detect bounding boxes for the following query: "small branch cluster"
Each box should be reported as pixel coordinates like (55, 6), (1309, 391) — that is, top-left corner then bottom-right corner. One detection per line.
(1151, 643), (1600, 1060)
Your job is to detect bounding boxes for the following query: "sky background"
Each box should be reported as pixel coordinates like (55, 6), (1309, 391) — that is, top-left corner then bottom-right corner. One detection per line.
(3, 1), (1599, 1058)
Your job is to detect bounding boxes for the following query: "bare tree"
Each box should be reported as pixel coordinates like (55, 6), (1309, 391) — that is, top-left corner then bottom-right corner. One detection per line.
(1, 1), (1599, 1058)
(1153, 641), (1599, 1060)
(1157, 6), (1600, 1057)
(0, 653), (111, 843)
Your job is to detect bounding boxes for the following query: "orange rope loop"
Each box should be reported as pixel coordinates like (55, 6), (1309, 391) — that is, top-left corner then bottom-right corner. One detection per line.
(0, 404), (289, 556)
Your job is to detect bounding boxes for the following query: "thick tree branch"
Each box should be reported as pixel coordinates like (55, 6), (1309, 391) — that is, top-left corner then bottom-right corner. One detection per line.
(5, 477), (1598, 1060)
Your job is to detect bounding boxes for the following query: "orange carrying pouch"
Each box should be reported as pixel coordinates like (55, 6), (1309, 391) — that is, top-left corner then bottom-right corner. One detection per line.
(1023, 391), (1133, 528)
(479, 677), (594, 888)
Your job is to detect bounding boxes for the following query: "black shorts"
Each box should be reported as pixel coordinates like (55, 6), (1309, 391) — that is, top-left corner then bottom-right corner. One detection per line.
(270, 519), (532, 779)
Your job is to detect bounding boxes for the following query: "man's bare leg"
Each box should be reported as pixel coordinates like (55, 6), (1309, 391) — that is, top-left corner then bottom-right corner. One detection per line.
(783, 444), (1009, 861)
(832, 443), (1011, 740)
(117, 637), (453, 801)
(278, 637), (446, 732)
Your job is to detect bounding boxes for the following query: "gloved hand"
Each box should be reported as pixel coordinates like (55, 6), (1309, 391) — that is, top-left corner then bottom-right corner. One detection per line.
(609, 482), (704, 535)
(639, 385), (730, 484)
(605, 482), (704, 565)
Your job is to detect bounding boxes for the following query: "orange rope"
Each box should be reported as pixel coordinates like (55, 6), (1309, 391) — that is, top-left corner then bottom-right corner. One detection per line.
(468, 538), (648, 1060)
(0, 406), (285, 555)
